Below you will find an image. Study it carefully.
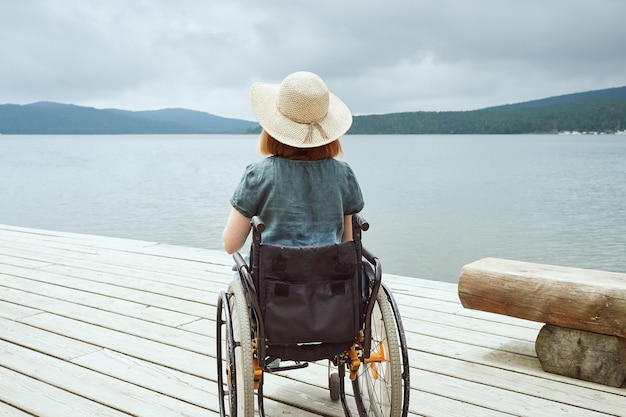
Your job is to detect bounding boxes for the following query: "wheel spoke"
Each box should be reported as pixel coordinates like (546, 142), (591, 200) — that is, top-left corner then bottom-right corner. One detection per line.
(352, 290), (402, 417)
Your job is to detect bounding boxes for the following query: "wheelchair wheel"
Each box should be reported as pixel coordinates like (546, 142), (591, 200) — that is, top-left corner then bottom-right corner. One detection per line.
(329, 371), (340, 401)
(218, 279), (255, 417)
(352, 289), (403, 417)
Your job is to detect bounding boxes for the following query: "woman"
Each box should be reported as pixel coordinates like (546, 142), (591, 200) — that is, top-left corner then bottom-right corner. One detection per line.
(222, 71), (364, 254)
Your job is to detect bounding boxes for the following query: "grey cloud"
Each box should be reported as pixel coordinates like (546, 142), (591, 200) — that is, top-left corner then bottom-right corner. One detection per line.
(1, 0), (625, 119)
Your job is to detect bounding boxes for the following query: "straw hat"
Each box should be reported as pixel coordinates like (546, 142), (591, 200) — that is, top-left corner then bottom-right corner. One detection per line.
(250, 71), (352, 148)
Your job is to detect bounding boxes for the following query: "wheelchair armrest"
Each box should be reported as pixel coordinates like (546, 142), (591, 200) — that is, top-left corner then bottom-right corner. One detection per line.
(353, 213), (369, 231)
(233, 251), (248, 270)
(233, 252), (257, 295)
(251, 216), (266, 232)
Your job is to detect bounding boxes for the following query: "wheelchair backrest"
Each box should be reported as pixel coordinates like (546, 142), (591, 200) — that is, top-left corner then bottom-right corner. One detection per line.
(256, 241), (362, 346)
(240, 215), (373, 361)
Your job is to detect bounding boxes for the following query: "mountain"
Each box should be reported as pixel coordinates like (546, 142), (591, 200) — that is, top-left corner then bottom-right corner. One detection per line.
(106, 107), (257, 133)
(0, 102), (259, 134)
(2, 86), (626, 135)
(348, 86), (626, 134)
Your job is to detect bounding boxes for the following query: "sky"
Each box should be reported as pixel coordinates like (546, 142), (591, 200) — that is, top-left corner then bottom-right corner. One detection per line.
(2, 0), (626, 121)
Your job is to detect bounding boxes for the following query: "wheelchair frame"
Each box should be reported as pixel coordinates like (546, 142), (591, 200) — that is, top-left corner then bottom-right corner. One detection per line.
(216, 214), (410, 417)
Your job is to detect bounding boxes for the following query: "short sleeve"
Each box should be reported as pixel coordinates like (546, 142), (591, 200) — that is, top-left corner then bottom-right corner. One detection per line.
(343, 164), (365, 215)
(230, 163), (262, 218)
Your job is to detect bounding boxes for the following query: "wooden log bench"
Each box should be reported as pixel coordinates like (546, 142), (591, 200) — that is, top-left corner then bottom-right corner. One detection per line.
(458, 257), (626, 387)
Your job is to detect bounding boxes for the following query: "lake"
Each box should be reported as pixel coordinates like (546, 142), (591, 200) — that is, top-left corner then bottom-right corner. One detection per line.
(1, 134), (625, 283)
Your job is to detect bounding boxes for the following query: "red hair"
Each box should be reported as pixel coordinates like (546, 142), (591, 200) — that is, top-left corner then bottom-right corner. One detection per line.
(258, 130), (343, 160)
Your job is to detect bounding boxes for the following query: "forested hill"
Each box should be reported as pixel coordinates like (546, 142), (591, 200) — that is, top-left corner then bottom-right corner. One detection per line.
(348, 86), (626, 134)
(2, 86), (625, 134)
(0, 102), (258, 134)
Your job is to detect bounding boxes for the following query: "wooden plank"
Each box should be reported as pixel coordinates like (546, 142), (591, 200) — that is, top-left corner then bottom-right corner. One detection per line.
(459, 257), (626, 337)
(0, 401), (33, 417)
(179, 317), (212, 334)
(258, 372), (358, 416)
(0, 300), (41, 320)
(410, 327), (626, 414)
(277, 359), (509, 417)
(384, 273), (463, 303)
(0, 223), (234, 267)
(0, 283), (211, 354)
(0, 224), (162, 254)
(0, 342), (214, 416)
(400, 303), (542, 342)
(0, 264), (207, 325)
(70, 348), (217, 410)
(407, 330), (626, 398)
(0, 317), (101, 360)
(3, 318), (335, 417)
(0, 244), (229, 298)
(408, 390), (513, 417)
(0, 241), (231, 287)
(409, 368), (610, 417)
(0, 252), (53, 269)
(277, 360), (490, 416)
(18, 312), (211, 378)
(14, 286), (210, 349)
(410, 349), (625, 415)
(18, 309), (358, 417)
(6, 240), (220, 279)
(0, 363), (131, 417)
(403, 314), (538, 357)
(25, 263), (217, 312)
(0, 228), (230, 269)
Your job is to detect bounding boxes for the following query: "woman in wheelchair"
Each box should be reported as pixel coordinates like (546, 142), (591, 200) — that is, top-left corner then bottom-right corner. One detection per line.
(217, 71), (409, 417)
(222, 71), (363, 254)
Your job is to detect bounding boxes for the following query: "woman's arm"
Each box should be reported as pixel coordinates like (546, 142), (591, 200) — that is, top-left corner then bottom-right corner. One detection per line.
(222, 207), (252, 254)
(341, 214), (353, 242)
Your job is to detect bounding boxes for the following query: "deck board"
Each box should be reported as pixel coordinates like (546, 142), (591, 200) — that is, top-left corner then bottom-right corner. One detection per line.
(0, 224), (625, 416)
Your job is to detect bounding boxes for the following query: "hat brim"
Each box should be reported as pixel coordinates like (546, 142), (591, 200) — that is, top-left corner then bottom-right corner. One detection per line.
(250, 82), (352, 148)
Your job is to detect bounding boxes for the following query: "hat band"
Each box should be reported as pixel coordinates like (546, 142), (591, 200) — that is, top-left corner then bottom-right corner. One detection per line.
(304, 120), (329, 144)
(279, 110), (330, 145)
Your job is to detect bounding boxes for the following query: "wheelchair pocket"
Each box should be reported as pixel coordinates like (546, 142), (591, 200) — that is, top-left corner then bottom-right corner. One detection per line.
(262, 274), (360, 345)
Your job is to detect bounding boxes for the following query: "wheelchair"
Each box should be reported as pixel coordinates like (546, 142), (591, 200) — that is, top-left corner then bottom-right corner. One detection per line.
(216, 214), (409, 417)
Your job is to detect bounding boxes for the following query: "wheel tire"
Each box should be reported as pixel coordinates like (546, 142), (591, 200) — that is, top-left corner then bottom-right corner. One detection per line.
(226, 279), (255, 417)
(352, 290), (403, 417)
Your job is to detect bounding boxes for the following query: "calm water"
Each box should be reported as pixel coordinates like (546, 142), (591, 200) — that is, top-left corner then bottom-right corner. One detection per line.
(1, 134), (625, 283)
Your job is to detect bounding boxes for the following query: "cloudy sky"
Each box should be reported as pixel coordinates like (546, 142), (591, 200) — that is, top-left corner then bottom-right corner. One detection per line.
(2, 0), (625, 120)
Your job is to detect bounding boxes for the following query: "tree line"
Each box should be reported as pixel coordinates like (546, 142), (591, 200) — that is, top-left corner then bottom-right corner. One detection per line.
(244, 86), (626, 136)
(348, 99), (626, 135)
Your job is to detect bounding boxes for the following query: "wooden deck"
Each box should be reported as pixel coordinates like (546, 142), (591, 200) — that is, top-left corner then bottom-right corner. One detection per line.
(0, 224), (624, 417)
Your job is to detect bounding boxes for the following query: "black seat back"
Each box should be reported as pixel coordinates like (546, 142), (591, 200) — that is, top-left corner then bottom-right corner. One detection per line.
(240, 214), (372, 362)
(255, 241), (362, 361)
